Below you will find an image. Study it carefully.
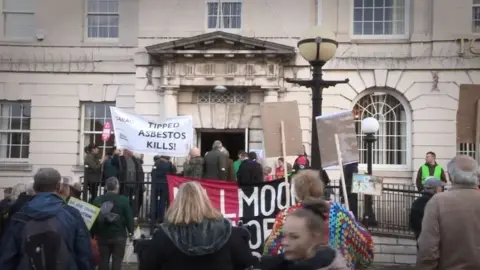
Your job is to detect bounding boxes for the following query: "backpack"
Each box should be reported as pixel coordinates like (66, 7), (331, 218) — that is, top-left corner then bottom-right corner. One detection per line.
(15, 211), (72, 270)
(98, 199), (120, 224)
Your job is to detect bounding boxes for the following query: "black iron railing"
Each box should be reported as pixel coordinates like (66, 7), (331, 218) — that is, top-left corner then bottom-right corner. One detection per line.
(80, 173), (420, 237)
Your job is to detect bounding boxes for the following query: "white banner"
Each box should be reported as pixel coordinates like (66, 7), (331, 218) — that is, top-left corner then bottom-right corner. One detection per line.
(110, 107), (193, 157)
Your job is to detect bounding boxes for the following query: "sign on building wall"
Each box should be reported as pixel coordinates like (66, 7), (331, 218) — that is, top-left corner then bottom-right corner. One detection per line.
(260, 101), (304, 158)
(110, 107), (193, 157)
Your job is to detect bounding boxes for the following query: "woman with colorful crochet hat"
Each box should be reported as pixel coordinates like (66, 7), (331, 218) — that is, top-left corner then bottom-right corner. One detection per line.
(263, 170), (374, 269)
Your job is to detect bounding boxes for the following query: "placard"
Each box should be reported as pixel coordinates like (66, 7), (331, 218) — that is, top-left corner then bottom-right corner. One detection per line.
(351, 174), (383, 196)
(110, 107), (193, 157)
(315, 110), (359, 168)
(261, 101), (304, 158)
(68, 197), (101, 230)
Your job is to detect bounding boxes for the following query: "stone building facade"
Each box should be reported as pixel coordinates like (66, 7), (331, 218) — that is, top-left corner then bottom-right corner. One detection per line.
(0, 0), (479, 188)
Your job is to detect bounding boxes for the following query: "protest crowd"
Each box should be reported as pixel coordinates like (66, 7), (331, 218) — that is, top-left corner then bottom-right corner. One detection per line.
(1, 109), (480, 270)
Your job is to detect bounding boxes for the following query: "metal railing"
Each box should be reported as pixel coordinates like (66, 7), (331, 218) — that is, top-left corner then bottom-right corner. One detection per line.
(80, 173), (420, 237)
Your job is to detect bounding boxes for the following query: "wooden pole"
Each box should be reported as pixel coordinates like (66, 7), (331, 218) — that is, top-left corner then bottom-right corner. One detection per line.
(335, 134), (350, 211)
(280, 121), (290, 206)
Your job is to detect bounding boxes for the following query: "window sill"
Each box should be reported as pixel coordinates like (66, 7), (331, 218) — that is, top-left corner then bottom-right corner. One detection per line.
(206, 28), (242, 34)
(0, 162), (33, 172)
(83, 38), (119, 46)
(349, 37), (410, 44)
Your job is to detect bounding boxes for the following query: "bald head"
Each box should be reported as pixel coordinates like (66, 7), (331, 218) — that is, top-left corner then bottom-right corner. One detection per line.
(447, 155), (479, 187)
(33, 168), (62, 193)
(190, 147), (200, 157)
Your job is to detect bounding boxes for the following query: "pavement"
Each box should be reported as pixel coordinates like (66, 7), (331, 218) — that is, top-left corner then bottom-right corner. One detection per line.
(122, 263), (415, 269)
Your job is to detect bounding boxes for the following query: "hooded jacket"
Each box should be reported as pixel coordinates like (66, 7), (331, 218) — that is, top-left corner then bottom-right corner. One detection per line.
(259, 247), (349, 270)
(139, 218), (257, 270)
(0, 192), (94, 270)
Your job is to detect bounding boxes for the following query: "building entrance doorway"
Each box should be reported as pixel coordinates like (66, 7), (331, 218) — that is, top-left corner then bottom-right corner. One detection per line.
(198, 129), (247, 160)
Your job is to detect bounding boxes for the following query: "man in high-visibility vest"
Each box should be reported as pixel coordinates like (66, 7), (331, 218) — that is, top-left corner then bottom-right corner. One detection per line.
(415, 151), (447, 191)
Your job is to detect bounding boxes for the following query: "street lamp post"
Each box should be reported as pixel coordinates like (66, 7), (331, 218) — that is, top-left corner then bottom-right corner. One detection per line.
(285, 26), (349, 171)
(361, 117), (380, 226)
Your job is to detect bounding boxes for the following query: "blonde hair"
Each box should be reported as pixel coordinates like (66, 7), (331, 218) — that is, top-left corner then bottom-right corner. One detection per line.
(166, 181), (223, 224)
(293, 169), (330, 215)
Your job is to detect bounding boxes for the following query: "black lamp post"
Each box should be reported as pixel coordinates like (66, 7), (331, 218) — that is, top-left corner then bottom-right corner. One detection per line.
(285, 26), (349, 171)
(361, 117), (380, 226)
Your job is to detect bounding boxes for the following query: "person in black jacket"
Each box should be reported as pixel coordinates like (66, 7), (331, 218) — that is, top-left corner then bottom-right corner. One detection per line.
(151, 156), (177, 225)
(139, 181), (257, 270)
(409, 177), (445, 244)
(237, 152), (264, 185)
(203, 140), (227, 180)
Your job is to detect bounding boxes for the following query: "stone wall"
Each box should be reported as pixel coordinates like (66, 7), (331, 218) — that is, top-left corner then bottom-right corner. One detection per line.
(373, 235), (417, 265)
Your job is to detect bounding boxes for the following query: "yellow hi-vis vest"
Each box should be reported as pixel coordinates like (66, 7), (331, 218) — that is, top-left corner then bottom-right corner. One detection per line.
(421, 164), (442, 184)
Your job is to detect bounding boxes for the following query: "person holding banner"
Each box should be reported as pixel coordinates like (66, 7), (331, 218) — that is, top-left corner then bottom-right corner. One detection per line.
(139, 181), (257, 270)
(263, 170), (373, 269)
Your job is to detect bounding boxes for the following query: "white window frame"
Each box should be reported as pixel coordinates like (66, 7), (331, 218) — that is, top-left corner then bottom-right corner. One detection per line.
(473, 0), (480, 33)
(350, 0), (410, 40)
(352, 89), (412, 171)
(84, 0), (120, 42)
(79, 102), (115, 164)
(2, 0), (35, 41)
(0, 101), (31, 163)
(205, 0), (243, 32)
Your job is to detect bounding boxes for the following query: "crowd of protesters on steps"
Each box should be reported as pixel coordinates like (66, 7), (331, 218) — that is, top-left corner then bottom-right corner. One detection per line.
(6, 139), (480, 269)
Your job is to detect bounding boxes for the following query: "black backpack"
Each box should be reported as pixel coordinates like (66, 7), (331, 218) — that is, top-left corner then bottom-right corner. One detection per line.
(98, 198), (120, 224)
(13, 209), (72, 270)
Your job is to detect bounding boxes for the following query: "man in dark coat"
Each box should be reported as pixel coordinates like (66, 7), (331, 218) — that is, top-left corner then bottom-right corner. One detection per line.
(203, 140), (227, 180)
(410, 177), (445, 244)
(237, 152), (264, 185)
(112, 149), (144, 217)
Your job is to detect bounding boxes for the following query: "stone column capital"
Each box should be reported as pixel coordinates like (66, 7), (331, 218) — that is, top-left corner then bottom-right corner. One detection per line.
(157, 85), (180, 96)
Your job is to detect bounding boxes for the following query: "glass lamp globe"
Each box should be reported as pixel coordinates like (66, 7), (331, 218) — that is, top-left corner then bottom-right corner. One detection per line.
(361, 117), (380, 134)
(297, 26), (338, 65)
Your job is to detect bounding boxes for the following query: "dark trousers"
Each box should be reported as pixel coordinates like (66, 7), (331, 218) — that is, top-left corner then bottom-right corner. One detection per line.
(151, 183), (169, 223)
(98, 237), (127, 270)
(89, 183), (99, 202)
(123, 186), (139, 217)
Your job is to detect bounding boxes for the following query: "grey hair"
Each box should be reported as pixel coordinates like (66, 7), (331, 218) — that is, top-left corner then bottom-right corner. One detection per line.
(447, 155), (479, 186)
(212, 140), (222, 150)
(221, 147), (230, 157)
(11, 183), (27, 200)
(26, 181), (35, 196)
(33, 168), (62, 193)
(105, 177), (119, 192)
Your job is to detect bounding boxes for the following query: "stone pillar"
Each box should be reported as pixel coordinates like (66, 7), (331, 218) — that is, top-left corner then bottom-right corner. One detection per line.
(262, 87), (279, 102)
(159, 86), (179, 117)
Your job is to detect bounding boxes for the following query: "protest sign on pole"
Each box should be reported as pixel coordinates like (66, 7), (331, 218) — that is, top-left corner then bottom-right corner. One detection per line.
(280, 120), (290, 206)
(315, 110), (359, 168)
(68, 197), (100, 230)
(110, 107), (193, 156)
(351, 174), (384, 196)
(261, 101), (303, 158)
(335, 134), (350, 211)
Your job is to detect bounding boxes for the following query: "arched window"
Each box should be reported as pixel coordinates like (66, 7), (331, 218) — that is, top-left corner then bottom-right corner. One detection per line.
(353, 91), (410, 167)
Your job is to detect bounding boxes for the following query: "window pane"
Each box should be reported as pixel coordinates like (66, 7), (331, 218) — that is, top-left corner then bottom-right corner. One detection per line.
(384, 7), (393, 20)
(110, 27), (119, 38)
(395, 21), (405, 35)
(363, 22), (373, 34)
(395, 0), (405, 7)
(374, 22), (384, 34)
(5, 13), (35, 39)
(354, 22), (363, 35)
(364, 8), (373, 21)
(394, 7), (404, 21)
(385, 0), (393, 7)
(364, 0), (374, 7)
(208, 2), (218, 16)
(208, 16), (217, 28)
(374, 0), (384, 7)
(354, 0), (363, 8)
(222, 3), (231, 16)
(374, 8), (384, 21)
(384, 22), (393, 34)
(354, 8), (363, 21)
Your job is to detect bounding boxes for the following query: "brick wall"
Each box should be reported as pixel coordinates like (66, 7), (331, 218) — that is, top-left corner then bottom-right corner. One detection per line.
(373, 235), (417, 265)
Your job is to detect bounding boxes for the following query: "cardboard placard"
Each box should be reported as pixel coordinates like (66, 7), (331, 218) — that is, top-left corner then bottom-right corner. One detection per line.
(316, 110), (359, 167)
(261, 101), (304, 158)
(351, 174), (383, 196)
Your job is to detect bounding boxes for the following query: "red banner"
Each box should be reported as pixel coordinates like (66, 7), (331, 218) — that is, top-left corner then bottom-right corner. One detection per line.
(167, 175), (241, 224)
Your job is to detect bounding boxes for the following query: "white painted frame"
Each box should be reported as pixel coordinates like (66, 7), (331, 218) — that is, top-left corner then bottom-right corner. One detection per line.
(83, 0), (120, 43)
(350, 88), (412, 171)
(78, 102), (115, 164)
(349, 0), (411, 40)
(205, 0), (243, 33)
(0, 101), (31, 163)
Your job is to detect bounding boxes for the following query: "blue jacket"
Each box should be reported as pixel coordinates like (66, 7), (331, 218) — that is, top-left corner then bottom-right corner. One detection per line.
(0, 192), (94, 270)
